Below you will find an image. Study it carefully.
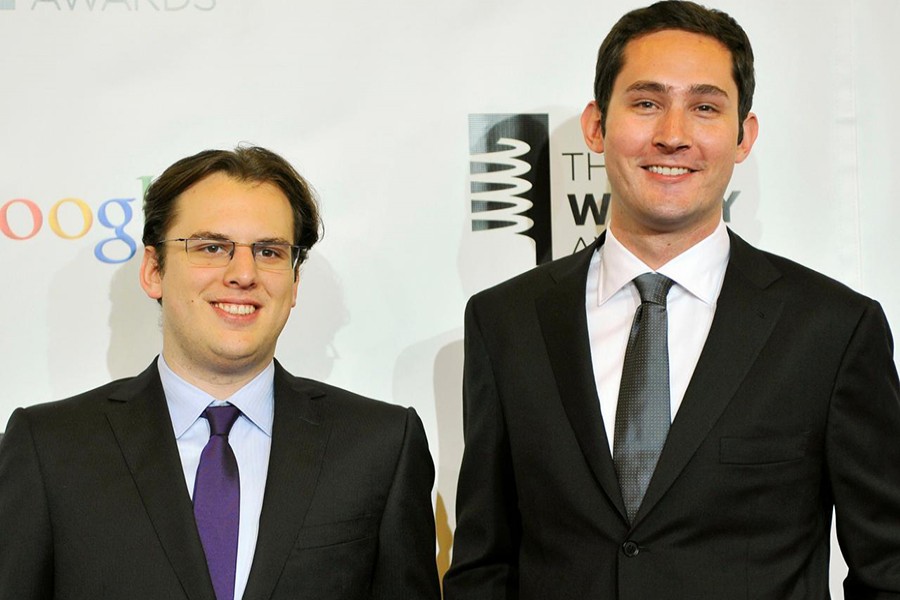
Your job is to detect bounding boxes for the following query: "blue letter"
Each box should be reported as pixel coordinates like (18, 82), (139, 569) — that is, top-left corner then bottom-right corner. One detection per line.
(94, 198), (137, 264)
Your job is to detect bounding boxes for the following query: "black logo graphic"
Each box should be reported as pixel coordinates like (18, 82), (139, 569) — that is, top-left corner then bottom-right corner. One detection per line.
(469, 114), (552, 265)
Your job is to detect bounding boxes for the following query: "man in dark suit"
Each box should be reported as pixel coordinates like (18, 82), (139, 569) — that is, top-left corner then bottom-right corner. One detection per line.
(0, 146), (440, 599)
(443, 2), (900, 598)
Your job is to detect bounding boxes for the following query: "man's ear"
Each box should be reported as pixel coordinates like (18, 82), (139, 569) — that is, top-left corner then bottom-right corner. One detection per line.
(291, 272), (299, 308)
(581, 101), (605, 154)
(140, 246), (163, 301)
(735, 112), (759, 164)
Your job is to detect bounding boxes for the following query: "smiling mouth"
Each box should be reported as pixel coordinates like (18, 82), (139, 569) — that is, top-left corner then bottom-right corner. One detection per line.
(214, 302), (257, 316)
(646, 165), (693, 176)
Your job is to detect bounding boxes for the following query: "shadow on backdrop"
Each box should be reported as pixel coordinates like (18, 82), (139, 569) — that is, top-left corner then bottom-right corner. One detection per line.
(46, 247), (159, 399)
(107, 254), (164, 379)
(280, 252), (349, 381)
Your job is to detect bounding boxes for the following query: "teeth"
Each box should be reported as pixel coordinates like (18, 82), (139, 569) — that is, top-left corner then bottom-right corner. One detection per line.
(648, 165), (691, 176)
(215, 303), (256, 316)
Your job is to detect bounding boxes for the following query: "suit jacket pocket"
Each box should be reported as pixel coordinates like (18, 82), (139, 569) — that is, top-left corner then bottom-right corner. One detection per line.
(294, 515), (378, 549)
(719, 433), (810, 465)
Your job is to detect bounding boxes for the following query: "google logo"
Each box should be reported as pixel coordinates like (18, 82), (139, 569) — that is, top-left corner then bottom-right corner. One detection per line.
(0, 176), (151, 264)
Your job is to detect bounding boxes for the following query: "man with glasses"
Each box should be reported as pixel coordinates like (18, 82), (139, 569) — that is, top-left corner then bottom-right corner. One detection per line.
(0, 146), (440, 600)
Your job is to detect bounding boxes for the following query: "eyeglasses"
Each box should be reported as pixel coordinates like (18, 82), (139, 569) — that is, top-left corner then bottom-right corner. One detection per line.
(155, 238), (306, 272)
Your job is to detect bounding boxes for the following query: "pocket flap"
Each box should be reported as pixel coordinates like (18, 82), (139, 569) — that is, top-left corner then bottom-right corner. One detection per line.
(719, 433), (809, 465)
(294, 515), (378, 549)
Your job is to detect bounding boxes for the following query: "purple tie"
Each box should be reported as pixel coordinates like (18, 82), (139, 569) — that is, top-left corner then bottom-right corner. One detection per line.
(193, 405), (241, 600)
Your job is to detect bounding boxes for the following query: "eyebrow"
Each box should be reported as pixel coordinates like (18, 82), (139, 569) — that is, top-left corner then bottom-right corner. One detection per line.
(188, 231), (293, 245)
(188, 231), (228, 240)
(625, 81), (730, 98)
(690, 83), (730, 98)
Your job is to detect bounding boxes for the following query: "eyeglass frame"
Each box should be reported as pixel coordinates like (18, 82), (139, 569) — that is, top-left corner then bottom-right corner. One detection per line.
(154, 237), (308, 272)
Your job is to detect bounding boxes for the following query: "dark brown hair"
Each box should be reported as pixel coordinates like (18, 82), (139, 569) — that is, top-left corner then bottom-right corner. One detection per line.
(593, 0), (755, 142)
(142, 145), (321, 275)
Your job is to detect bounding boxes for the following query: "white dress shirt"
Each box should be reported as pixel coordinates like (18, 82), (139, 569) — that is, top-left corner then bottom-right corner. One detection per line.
(586, 221), (731, 453)
(159, 355), (274, 600)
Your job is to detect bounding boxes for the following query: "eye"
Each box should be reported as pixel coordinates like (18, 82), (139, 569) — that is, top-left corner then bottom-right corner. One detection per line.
(696, 104), (718, 113)
(255, 244), (289, 261)
(191, 240), (229, 255)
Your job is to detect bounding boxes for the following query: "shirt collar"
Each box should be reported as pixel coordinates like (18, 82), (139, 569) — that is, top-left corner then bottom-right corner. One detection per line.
(159, 355), (275, 439)
(598, 219), (730, 306)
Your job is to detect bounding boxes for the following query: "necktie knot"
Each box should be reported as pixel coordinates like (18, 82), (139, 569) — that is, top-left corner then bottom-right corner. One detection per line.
(203, 405), (241, 437)
(634, 272), (674, 307)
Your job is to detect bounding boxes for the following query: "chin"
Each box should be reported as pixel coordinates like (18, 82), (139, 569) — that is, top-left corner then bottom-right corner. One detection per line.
(207, 348), (260, 367)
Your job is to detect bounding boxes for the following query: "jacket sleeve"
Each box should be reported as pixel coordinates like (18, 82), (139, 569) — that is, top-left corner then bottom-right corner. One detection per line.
(370, 407), (441, 599)
(0, 408), (54, 600)
(442, 298), (521, 600)
(826, 300), (900, 598)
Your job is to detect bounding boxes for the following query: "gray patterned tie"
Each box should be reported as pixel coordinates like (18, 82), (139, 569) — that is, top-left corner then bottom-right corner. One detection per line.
(614, 273), (674, 523)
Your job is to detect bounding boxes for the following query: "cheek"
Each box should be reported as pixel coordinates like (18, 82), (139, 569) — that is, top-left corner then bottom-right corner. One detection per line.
(268, 280), (298, 306)
(162, 274), (211, 309)
(695, 128), (740, 159)
(603, 132), (636, 160)
(603, 151), (640, 190)
(604, 115), (651, 151)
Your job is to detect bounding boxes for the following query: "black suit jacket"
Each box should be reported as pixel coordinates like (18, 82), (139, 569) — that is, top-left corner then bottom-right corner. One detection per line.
(443, 231), (900, 599)
(0, 359), (440, 600)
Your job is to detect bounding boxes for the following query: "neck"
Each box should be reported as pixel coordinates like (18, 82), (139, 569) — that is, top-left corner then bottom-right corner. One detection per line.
(161, 352), (271, 400)
(608, 219), (720, 270)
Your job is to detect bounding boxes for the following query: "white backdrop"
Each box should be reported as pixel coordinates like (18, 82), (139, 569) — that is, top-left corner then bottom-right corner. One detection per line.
(2, 0), (899, 594)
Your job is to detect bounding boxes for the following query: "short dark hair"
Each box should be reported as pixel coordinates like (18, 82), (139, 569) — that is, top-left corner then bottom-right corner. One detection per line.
(593, 0), (755, 142)
(142, 145), (321, 275)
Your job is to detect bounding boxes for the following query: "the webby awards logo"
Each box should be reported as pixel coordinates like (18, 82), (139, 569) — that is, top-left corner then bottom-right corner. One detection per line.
(0, 176), (151, 264)
(469, 114), (553, 265)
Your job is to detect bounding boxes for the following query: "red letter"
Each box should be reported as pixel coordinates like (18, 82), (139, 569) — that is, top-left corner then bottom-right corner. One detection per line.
(0, 199), (43, 240)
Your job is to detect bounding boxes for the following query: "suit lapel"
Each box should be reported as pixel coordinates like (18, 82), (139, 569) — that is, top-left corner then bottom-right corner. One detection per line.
(536, 234), (628, 520)
(242, 362), (330, 600)
(105, 360), (215, 600)
(635, 231), (784, 525)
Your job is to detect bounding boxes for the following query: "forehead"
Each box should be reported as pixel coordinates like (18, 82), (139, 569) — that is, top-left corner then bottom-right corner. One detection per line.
(616, 29), (736, 93)
(169, 172), (294, 239)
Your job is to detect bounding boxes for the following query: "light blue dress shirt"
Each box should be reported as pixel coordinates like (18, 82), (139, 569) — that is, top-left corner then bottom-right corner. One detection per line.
(159, 355), (274, 600)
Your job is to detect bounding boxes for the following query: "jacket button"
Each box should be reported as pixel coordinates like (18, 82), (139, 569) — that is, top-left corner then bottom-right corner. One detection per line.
(622, 541), (640, 557)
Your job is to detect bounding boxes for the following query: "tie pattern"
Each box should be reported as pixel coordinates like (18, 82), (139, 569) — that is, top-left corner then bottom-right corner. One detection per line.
(614, 273), (674, 523)
(193, 405), (241, 600)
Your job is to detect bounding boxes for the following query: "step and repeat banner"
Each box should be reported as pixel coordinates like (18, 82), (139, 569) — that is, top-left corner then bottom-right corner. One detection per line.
(2, 0), (899, 593)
